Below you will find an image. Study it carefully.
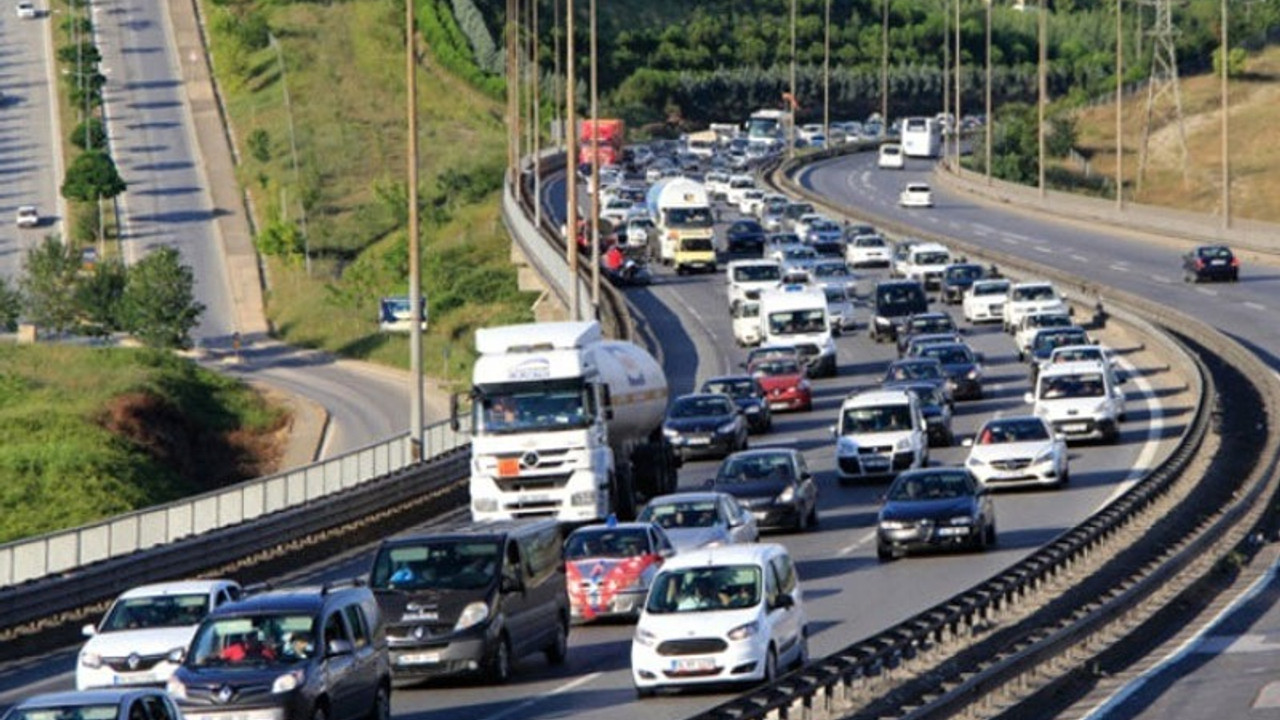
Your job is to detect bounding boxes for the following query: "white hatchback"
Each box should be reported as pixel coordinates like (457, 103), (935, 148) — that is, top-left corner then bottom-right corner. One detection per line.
(878, 143), (905, 169)
(631, 543), (807, 696)
(899, 183), (933, 208)
(16, 0), (37, 18)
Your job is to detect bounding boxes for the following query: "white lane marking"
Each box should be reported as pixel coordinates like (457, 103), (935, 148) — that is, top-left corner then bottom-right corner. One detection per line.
(999, 237), (1018, 245)
(483, 672), (604, 720)
(750, 436), (801, 447)
(1071, 254), (1089, 262)
(1195, 287), (1219, 297)
(1003, 232), (1035, 242)
(839, 530), (877, 556)
(1256, 682), (1280, 709)
(1080, 557), (1280, 720)
(1245, 301), (1266, 311)
(1098, 355), (1164, 508)
(860, 171), (873, 190)
(970, 223), (999, 235)
(973, 227), (992, 237)
(1194, 634), (1280, 654)
(1032, 246), (1053, 254)
(1150, 275), (1171, 284)
(1109, 264), (1129, 272)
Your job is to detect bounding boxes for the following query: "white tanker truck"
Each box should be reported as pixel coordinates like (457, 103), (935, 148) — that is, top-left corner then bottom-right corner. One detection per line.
(452, 321), (678, 522)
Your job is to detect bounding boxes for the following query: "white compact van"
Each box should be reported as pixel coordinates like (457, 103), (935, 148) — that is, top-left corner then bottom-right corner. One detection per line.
(1026, 360), (1125, 444)
(833, 389), (928, 482)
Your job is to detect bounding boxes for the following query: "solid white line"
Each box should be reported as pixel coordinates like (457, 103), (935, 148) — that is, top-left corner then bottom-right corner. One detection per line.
(1071, 255), (1089, 262)
(1032, 246), (1053, 254)
(1195, 287), (1219, 297)
(750, 436), (802, 447)
(1109, 264), (1129, 272)
(1245, 301), (1266, 311)
(1099, 355), (1165, 508)
(483, 672), (605, 720)
(839, 530), (877, 556)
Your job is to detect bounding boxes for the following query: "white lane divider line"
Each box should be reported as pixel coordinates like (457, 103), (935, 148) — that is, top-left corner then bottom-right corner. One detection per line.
(1003, 232), (1035, 242)
(1195, 287), (1219, 297)
(973, 227), (992, 237)
(1032, 246), (1053, 254)
(1071, 254), (1089, 262)
(839, 530), (877, 556)
(1150, 274), (1171, 284)
(483, 672), (604, 720)
(1109, 264), (1129, 272)
(1099, 355), (1164, 509)
(1245, 301), (1266, 311)
(999, 237), (1018, 245)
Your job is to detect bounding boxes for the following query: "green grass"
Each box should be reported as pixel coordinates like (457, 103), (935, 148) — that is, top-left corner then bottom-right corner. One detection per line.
(0, 345), (287, 543)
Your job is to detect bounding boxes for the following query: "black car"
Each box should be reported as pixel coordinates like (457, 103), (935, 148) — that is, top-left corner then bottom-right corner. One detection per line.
(870, 280), (930, 343)
(896, 381), (954, 447)
(1182, 244), (1239, 283)
(895, 311), (959, 356)
(663, 393), (749, 461)
(939, 263), (987, 304)
(914, 342), (984, 401)
(883, 357), (951, 404)
(876, 467), (996, 560)
(708, 448), (819, 531)
(726, 219), (767, 254)
(170, 581), (391, 720)
(700, 375), (773, 433)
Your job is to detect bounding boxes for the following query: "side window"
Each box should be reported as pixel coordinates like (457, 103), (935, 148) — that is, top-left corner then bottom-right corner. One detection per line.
(504, 541), (522, 583)
(763, 562), (780, 608)
(771, 555), (797, 595)
(343, 605), (369, 649)
(323, 611), (349, 650)
(141, 696), (173, 720)
(522, 528), (562, 580)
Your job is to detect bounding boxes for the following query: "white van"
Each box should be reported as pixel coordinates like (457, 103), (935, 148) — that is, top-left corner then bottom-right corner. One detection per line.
(726, 259), (783, 310)
(758, 286), (837, 377)
(631, 543), (807, 696)
(833, 389), (928, 482)
(1026, 360), (1125, 444)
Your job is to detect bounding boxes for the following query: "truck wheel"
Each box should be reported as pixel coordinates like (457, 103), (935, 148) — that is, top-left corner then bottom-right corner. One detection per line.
(610, 471), (637, 520)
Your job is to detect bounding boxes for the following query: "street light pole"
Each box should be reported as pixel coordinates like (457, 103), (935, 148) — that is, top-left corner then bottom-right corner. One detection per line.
(565, 0), (580, 320)
(789, 0), (797, 159)
(955, 0), (962, 171)
(1115, 0), (1123, 210)
(943, 1), (950, 162)
(824, 0), (830, 143)
(1038, 0), (1047, 197)
(589, 0), (600, 312)
(985, 0), (992, 183)
(881, 0), (889, 123)
(406, 0), (423, 457)
(1221, 0), (1230, 228)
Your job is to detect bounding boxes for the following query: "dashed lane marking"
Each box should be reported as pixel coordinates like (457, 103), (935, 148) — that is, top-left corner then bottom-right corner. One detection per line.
(1245, 301), (1266, 311)
(1195, 287), (1219, 297)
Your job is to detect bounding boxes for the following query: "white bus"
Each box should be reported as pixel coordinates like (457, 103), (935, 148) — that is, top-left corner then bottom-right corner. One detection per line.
(901, 117), (942, 158)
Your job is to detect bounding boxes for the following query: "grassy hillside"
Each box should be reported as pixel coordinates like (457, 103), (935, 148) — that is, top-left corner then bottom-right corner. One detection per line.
(0, 345), (287, 543)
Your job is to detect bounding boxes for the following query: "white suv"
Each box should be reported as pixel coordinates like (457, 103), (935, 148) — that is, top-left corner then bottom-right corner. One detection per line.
(1026, 360), (1125, 444)
(1003, 281), (1069, 333)
(833, 389), (928, 482)
(77, 579), (241, 689)
(631, 543), (807, 696)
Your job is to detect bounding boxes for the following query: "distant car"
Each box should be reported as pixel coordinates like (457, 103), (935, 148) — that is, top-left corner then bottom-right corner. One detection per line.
(15, 0), (37, 18)
(963, 278), (1012, 324)
(563, 521), (675, 623)
(877, 467), (996, 560)
(636, 491), (759, 550)
(748, 356), (812, 413)
(882, 357), (950, 403)
(846, 233), (892, 268)
(1014, 311), (1074, 357)
(810, 258), (858, 294)
(726, 219), (767, 254)
(895, 312), (959, 356)
(2, 690), (183, 720)
(1182, 244), (1239, 283)
(700, 374), (772, 433)
(15, 205), (39, 227)
(77, 580), (242, 690)
(878, 143), (905, 169)
(708, 448), (819, 532)
(964, 415), (1069, 490)
(663, 393), (749, 462)
(893, 381), (954, 447)
(899, 182), (933, 208)
(1025, 327), (1092, 382)
(824, 285), (856, 334)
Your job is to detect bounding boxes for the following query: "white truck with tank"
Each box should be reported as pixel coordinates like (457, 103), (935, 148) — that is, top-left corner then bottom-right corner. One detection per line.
(454, 321), (678, 522)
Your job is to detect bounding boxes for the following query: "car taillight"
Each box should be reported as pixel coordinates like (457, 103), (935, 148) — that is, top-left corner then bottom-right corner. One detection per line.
(1231, 257), (1240, 267)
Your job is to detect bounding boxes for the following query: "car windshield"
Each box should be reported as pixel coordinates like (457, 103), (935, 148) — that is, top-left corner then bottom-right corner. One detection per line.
(946, 265), (983, 281)
(733, 265), (780, 282)
(876, 285), (927, 315)
(645, 565), (761, 614)
(1040, 373), (1107, 399)
(703, 379), (755, 398)
(100, 593), (211, 631)
(670, 396), (734, 418)
(886, 362), (942, 381)
(977, 419), (1050, 444)
(915, 252), (949, 265)
(682, 238), (715, 252)
(639, 500), (720, 529)
(1028, 314), (1071, 329)
(921, 346), (972, 365)
(768, 309), (826, 335)
(7, 706), (120, 720)
(888, 472), (972, 501)
(1014, 285), (1056, 301)
(909, 317), (954, 334)
(188, 614), (317, 668)
(752, 359), (801, 376)
(841, 405), (912, 433)
(370, 540), (502, 591)
(1053, 348), (1102, 363)
(973, 282), (1009, 296)
(564, 529), (651, 560)
(717, 453), (795, 484)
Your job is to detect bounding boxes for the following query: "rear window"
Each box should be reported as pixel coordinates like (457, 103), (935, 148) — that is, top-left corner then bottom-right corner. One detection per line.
(1039, 373), (1106, 399)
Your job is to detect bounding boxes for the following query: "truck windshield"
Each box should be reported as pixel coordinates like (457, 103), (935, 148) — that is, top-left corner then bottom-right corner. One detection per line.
(475, 381), (592, 434)
(666, 207), (713, 228)
(681, 238), (714, 252)
(768, 309), (826, 335)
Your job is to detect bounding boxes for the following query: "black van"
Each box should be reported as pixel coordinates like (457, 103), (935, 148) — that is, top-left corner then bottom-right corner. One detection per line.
(368, 519), (568, 684)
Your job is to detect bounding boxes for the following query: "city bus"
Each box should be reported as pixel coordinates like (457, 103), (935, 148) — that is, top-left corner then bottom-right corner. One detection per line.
(901, 117), (942, 158)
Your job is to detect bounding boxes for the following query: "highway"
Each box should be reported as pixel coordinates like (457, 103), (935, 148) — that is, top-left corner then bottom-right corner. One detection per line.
(0, 5), (63, 280)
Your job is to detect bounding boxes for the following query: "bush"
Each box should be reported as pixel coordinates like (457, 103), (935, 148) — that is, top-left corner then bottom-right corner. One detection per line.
(70, 117), (107, 150)
(0, 278), (21, 332)
(57, 41), (101, 65)
(247, 128), (271, 162)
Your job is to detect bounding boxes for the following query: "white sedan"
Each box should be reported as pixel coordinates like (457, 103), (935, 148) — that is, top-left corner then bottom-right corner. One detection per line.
(16, 0), (37, 18)
(963, 278), (1011, 324)
(964, 415), (1068, 490)
(15, 205), (39, 227)
(899, 183), (934, 208)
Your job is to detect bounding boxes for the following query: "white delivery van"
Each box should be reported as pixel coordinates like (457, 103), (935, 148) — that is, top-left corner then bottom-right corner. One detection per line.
(832, 389), (928, 483)
(1026, 360), (1125, 444)
(757, 285), (837, 377)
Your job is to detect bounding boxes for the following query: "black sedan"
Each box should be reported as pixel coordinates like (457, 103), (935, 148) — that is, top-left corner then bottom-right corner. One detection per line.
(876, 467), (996, 560)
(939, 263), (987, 304)
(662, 393), (749, 462)
(914, 342), (984, 401)
(700, 375), (773, 433)
(726, 219), (768, 254)
(895, 311), (959, 356)
(1182, 244), (1239, 283)
(896, 381), (954, 447)
(708, 448), (819, 531)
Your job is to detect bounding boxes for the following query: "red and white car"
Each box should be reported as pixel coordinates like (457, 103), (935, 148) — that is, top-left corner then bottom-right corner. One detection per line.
(749, 356), (812, 413)
(564, 521), (675, 623)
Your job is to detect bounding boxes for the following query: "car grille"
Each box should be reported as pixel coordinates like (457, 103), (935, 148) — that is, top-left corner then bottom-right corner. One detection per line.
(991, 458), (1033, 471)
(657, 638), (728, 656)
(858, 445), (892, 454)
(104, 654), (167, 672)
(388, 622), (454, 642)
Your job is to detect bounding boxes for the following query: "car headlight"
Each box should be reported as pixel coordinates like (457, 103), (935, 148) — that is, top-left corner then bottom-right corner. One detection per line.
(776, 486), (795, 503)
(727, 621), (760, 641)
(879, 519), (906, 530)
(949, 515), (976, 526)
(663, 427), (679, 438)
(454, 601), (491, 631)
(272, 669), (305, 694)
(1032, 447), (1056, 465)
(967, 456), (985, 467)
(895, 437), (913, 451)
(717, 421), (739, 434)
(166, 677), (187, 700)
(837, 436), (858, 454)
(967, 368), (982, 380)
(80, 652), (102, 669)
(634, 627), (658, 647)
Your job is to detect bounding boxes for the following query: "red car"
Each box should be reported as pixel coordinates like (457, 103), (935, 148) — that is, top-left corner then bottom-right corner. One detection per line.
(564, 521), (675, 623)
(749, 357), (812, 412)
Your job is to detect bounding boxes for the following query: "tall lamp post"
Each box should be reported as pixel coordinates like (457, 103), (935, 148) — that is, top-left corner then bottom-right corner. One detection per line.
(1220, 0), (1230, 228)
(789, 0), (797, 159)
(565, 0), (580, 320)
(824, 0), (831, 143)
(589, 0), (600, 311)
(1037, 0), (1047, 197)
(1115, 0), (1123, 210)
(881, 0), (889, 124)
(407, 0), (423, 456)
(954, 0), (962, 171)
(985, 0), (992, 183)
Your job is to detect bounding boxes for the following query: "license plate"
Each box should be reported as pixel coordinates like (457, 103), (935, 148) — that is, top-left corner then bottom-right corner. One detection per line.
(688, 437), (712, 445)
(936, 527), (968, 537)
(864, 460), (889, 470)
(1062, 423), (1088, 433)
(671, 658), (716, 672)
(186, 712), (278, 720)
(398, 651), (441, 665)
(1211, 259), (1226, 266)
(113, 673), (156, 685)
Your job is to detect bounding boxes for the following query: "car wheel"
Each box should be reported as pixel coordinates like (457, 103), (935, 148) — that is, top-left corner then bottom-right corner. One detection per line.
(367, 684), (390, 720)
(794, 631), (810, 669)
(762, 647), (778, 684)
(807, 502), (819, 528)
(877, 543), (894, 562)
(545, 617), (568, 665)
(940, 428), (954, 448)
(1058, 466), (1070, 487)
(488, 635), (513, 683)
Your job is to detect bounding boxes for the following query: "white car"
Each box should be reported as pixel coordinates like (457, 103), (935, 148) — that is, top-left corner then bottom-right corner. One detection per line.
(704, 171), (731, 200)
(600, 198), (635, 227)
(964, 415), (1068, 489)
(16, 205), (39, 227)
(636, 491), (759, 550)
(16, 0), (37, 17)
(1039, 344), (1123, 387)
(846, 233), (892, 268)
(897, 242), (951, 289)
(791, 213), (827, 241)
(738, 189), (766, 216)
(1026, 360), (1126, 444)
(833, 389), (928, 483)
(899, 183), (934, 208)
(631, 543), (807, 696)
(732, 299), (762, 347)
(878, 143), (905, 169)
(1003, 281), (1070, 332)
(962, 279), (1011, 324)
(1014, 311), (1074, 355)
(824, 286), (856, 334)
(725, 258), (783, 310)
(76, 579), (242, 689)
(724, 174), (756, 208)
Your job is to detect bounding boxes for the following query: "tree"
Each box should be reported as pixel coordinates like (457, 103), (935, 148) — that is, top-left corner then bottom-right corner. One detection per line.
(61, 150), (127, 203)
(20, 236), (81, 334)
(120, 247), (205, 349)
(0, 277), (21, 332)
(75, 259), (128, 336)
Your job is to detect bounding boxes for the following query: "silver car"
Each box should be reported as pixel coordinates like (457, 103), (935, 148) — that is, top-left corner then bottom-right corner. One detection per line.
(637, 491), (759, 550)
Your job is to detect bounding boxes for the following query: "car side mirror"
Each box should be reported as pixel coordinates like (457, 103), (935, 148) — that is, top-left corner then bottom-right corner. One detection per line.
(830, 425), (838, 438)
(327, 638), (354, 657)
(168, 647), (186, 664)
(1024, 392), (1035, 404)
(771, 593), (795, 610)
(82, 623), (97, 638)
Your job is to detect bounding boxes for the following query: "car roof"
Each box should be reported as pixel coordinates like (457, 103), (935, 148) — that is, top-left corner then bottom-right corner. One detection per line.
(646, 491), (734, 505)
(1012, 281), (1055, 289)
(568, 521), (658, 535)
(1038, 359), (1110, 377)
(980, 414), (1047, 427)
(721, 447), (800, 462)
(890, 357), (943, 367)
(657, 542), (787, 571)
(911, 242), (949, 253)
(117, 580), (236, 599)
(842, 388), (914, 407)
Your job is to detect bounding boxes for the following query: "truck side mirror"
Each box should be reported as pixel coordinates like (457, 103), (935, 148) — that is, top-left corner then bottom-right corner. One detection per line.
(602, 385), (615, 421)
(449, 393), (462, 432)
